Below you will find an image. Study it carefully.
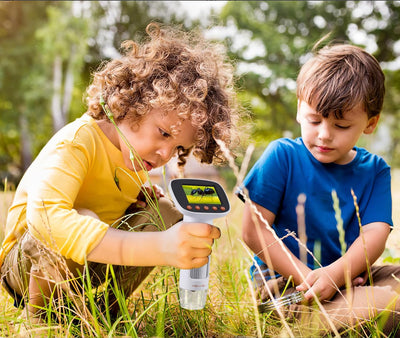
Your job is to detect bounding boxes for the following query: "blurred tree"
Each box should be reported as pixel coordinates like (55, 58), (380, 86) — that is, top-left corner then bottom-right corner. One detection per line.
(36, 2), (91, 131)
(0, 1), (187, 187)
(81, 1), (189, 78)
(0, 1), (51, 182)
(6, 1), (399, 187)
(219, 0), (400, 164)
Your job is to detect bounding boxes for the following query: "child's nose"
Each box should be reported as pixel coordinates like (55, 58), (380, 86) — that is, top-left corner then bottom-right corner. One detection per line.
(157, 145), (176, 163)
(318, 122), (332, 141)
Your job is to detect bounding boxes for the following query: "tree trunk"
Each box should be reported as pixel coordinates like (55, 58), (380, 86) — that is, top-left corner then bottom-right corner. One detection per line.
(62, 45), (76, 119)
(51, 55), (64, 132)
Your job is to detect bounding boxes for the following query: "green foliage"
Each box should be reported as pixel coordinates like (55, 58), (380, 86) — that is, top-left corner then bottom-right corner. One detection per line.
(0, 1), (184, 185)
(0, 2), (52, 180)
(383, 69), (400, 166)
(3, 1), (400, 185)
(382, 248), (400, 264)
(220, 1), (400, 163)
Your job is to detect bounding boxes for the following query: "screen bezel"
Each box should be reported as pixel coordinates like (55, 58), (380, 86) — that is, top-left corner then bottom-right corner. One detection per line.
(170, 179), (229, 213)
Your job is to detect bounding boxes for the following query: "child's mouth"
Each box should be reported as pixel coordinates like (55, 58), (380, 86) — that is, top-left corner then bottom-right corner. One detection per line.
(143, 160), (153, 171)
(317, 145), (333, 153)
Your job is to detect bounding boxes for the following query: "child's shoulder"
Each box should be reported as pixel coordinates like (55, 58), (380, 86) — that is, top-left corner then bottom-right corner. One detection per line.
(45, 114), (103, 154)
(264, 137), (306, 155)
(255, 137), (307, 169)
(354, 146), (390, 171)
(55, 114), (99, 142)
(276, 137), (303, 146)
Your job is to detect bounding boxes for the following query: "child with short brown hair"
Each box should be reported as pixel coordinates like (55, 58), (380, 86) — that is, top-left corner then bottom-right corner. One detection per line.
(240, 43), (400, 335)
(0, 22), (240, 322)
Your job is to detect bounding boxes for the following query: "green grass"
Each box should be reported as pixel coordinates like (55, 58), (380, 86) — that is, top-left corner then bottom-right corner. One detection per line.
(1, 171), (400, 337)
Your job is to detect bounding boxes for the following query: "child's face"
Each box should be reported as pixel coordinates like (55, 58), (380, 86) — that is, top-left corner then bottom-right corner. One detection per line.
(296, 100), (379, 165)
(117, 108), (196, 172)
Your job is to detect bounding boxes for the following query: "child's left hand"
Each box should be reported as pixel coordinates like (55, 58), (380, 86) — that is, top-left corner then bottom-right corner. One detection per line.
(136, 184), (165, 208)
(351, 271), (368, 287)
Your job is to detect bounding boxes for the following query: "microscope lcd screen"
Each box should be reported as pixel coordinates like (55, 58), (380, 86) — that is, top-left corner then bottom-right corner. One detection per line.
(182, 185), (222, 205)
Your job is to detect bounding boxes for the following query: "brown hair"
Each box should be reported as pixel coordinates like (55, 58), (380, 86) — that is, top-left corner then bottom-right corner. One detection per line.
(85, 22), (240, 166)
(296, 43), (385, 119)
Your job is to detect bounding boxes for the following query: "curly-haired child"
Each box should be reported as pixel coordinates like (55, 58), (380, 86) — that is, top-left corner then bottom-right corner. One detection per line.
(0, 22), (240, 323)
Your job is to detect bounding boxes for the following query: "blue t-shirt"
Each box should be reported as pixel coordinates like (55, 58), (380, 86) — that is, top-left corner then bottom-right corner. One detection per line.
(242, 137), (392, 275)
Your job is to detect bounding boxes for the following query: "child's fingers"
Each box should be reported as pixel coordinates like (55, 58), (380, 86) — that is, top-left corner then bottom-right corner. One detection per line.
(351, 271), (367, 286)
(190, 256), (210, 269)
(189, 237), (215, 250)
(145, 184), (165, 198)
(351, 276), (365, 286)
(190, 247), (212, 259)
(184, 222), (221, 239)
(303, 288), (317, 301)
(135, 200), (147, 208)
(296, 282), (312, 301)
(153, 184), (165, 197)
(296, 272), (318, 300)
(296, 283), (307, 292)
(298, 281), (319, 301)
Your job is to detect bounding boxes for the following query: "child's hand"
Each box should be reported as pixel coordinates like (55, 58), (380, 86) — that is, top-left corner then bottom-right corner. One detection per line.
(136, 184), (165, 208)
(160, 222), (221, 269)
(296, 266), (339, 302)
(351, 271), (368, 286)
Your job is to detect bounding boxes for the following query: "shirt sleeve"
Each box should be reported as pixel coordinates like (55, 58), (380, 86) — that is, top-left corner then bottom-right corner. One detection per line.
(243, 140), (288, 214)
(26, 139), (109, 265)
(359, 163), (393, 227)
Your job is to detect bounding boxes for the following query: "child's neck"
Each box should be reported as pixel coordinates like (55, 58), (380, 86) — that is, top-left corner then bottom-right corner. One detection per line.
(97, 120), (120, 150)
(333, 148), (357, 165)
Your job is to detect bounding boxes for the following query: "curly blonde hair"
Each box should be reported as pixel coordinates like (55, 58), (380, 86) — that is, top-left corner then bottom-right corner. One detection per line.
(85, 22), (240, 167)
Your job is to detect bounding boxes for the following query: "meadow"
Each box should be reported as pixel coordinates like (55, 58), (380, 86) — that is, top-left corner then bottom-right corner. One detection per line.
(0, 170), (399, 337)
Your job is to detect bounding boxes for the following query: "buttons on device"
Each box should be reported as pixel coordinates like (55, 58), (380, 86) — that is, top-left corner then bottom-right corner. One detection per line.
(186, 205), (226, 212)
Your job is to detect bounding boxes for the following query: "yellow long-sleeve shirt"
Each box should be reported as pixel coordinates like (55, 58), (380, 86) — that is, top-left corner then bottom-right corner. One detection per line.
(0, 114), (147, 265)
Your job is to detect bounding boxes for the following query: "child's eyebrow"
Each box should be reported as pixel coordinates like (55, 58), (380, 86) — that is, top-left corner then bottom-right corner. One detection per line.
(332, 115), (354, 122)
(159, 121), (174, 134)
(306, 112), (321, 118)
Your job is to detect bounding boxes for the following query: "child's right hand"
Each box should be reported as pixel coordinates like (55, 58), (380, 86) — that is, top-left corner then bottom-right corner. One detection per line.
(160, 222), (221, 269)
(296, 265), (339, 302)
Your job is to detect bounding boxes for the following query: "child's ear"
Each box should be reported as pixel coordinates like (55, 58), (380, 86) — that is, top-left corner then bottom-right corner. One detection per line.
(363, 114), (380, 134)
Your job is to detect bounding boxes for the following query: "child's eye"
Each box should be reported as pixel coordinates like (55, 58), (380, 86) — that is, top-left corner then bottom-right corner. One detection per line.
(159, 128), (171, 138)
(336, 125), (350, 129)
(309, 120), (320, 125)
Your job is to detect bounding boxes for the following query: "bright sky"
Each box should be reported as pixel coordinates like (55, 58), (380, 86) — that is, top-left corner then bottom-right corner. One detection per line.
(178, 1), (227, 20)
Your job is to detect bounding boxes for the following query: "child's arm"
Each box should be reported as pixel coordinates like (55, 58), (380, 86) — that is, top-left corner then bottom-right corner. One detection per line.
(242, 201), (312, 285)
(87, 221), (221, 269)
(297, 221), (390, 301)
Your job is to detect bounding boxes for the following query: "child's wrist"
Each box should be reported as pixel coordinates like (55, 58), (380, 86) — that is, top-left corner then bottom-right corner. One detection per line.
(153, 231), (169, 266)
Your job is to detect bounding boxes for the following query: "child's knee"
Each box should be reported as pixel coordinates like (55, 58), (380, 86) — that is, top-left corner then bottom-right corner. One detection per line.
(158, 197), (183, 227)
(123, 197), (183, 232)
